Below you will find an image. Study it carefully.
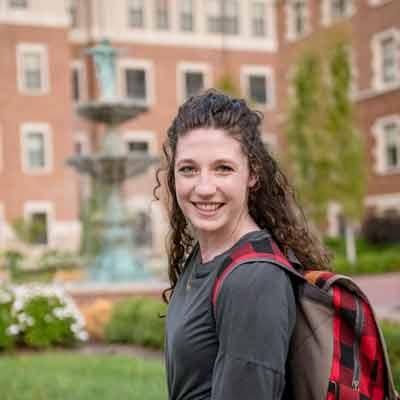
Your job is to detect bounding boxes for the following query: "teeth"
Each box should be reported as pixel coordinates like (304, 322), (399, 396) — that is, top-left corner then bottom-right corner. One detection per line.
(195, 203), (222, 211)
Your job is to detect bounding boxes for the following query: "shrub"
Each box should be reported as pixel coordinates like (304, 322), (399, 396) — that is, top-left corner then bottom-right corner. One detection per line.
(381, 321), (400, 389)
(0, 284), (88, 350)
(0, 286), (17, 350)
(81, 299), (113, 340)
(104, 297), (166, 349)
(333, 250), (400, 275)
(362, 215), (400, 244)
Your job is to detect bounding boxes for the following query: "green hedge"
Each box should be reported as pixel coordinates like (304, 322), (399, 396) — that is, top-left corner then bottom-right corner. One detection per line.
(325, 238), (400, 275)
(381, 321), (400, 389)
(104, 297), (166, 350)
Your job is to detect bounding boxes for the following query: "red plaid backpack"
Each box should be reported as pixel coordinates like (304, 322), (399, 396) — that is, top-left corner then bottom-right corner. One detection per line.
(211, 236), (399, 400)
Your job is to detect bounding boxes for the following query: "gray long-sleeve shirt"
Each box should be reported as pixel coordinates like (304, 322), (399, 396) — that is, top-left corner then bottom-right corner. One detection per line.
(165, 230), (296, 400)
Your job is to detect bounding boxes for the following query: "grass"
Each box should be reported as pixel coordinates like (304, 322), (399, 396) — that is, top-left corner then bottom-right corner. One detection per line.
(0, 352), (167, 400)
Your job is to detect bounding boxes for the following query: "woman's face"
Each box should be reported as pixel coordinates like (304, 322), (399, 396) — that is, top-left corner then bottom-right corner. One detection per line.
(174, 128), (256, 239)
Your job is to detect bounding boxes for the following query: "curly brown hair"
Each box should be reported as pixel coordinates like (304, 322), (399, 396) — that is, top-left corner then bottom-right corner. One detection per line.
(154, 89), (332, 304)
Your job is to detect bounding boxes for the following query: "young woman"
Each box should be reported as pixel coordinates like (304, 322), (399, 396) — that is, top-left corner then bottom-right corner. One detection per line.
(155, 90), (331, 400)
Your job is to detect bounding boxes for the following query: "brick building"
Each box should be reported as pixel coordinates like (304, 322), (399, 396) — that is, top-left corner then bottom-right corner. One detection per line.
(0, 0), (399, 256)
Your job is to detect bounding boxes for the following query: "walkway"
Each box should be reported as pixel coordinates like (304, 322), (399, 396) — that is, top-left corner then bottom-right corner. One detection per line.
(353, 272), (400, 321)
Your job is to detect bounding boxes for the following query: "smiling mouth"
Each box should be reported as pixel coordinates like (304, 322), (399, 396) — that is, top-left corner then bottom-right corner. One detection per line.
(191, 202), (225, 212)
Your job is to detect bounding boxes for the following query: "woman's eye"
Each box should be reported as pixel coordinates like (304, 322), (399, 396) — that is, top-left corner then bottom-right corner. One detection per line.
(179, 166), (195, 174)
(216, 165), (233, 172)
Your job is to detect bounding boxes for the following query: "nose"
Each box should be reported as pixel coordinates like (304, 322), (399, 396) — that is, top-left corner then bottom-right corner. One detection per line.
(194, 172), (217, 197)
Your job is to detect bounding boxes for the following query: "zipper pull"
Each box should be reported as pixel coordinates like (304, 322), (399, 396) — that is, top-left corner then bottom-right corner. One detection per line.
(352, 380), (360, 391)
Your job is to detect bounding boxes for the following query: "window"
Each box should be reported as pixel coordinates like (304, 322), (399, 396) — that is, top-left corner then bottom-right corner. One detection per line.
(155, 0), (169, 30)
(8, 0), (28, 9)
(30, 212), (48, 245)
(179, 0), (194, 32)
(21, 123), (52, 173)
(178, 63), (211, 103)
(322, 0), (354, 25)
(119, 60), (153, 106)
(17, 44), (48, 94)
(384, 122), (400, 169)
(185, 72), (204, 99)
(381, 37), (397, 84)
(251, 1), (266, 37)
(26, 132), (45, 169)
(249, 75), (267, 104)
(127, 141), (149, 154)
(372, 115), (400, 174)
(287, 0), (309, 40)
(23, 53), (41, 90)
(125, 68), (147, 102)
(207, 0), (239, 35)
(242, 67), (274, 107)
(331, 0), (352, 19)
(372, 30), (400, 90)
(128, 0), (144, 28)
(24, 202), (53, 246)
(124, 131), (156, 156)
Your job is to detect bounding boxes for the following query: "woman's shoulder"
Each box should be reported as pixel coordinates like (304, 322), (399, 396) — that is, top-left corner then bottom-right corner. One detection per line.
(219, 259), (294, 296)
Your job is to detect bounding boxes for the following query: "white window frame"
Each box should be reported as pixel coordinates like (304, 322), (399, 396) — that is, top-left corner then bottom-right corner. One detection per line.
(23, 201), (54, 247)
(71, 60), (87, 103)
(123, 131), (157, 156)
(321, 0), (355, 26)
(118, 58), (154, 107)
(286, 0), (310, 42)
(177, 62), (212, 104)
(20, 122), (52, 174)
(17, 43), (49, 95)
(240, 65), (275, 109)
(372, 115), (400, 175)
(371, 29), (400, 92)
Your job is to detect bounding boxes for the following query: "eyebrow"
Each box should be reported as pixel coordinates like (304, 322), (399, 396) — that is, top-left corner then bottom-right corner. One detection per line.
(175, 158), (238, 167)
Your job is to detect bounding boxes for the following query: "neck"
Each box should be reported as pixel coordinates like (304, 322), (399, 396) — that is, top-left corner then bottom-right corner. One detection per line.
(197, 216), (260, 263)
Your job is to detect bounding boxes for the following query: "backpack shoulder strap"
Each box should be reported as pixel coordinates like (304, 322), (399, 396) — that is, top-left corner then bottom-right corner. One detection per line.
(211, 236), (305, 312)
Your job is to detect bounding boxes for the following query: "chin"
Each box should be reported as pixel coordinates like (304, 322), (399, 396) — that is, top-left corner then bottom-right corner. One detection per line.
(194, 222), (228, 235)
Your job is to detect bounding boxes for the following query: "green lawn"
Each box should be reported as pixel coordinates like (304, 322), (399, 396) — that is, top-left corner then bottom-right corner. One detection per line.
(0, 352), (167, 400)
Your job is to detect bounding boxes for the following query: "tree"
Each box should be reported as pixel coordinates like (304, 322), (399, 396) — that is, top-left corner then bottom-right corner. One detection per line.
(215, 72), (240, 97)
(285, 40), (366, 265)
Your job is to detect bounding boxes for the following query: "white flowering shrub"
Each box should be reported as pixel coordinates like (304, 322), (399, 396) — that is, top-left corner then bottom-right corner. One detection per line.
(0, 286), (17, 349)
(0, 284), (88, 350)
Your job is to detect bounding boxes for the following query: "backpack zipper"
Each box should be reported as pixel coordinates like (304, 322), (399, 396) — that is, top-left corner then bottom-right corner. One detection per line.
(352, 296), (363, 391)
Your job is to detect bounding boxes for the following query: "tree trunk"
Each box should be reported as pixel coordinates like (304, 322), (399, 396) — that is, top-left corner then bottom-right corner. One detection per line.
(345, 219), (357, 267)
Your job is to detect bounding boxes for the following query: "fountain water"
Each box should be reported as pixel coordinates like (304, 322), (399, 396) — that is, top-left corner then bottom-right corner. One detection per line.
(67, 39), (158, 283)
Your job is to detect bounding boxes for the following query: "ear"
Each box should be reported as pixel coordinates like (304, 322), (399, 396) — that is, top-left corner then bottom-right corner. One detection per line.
(248, 174), (258, 189)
